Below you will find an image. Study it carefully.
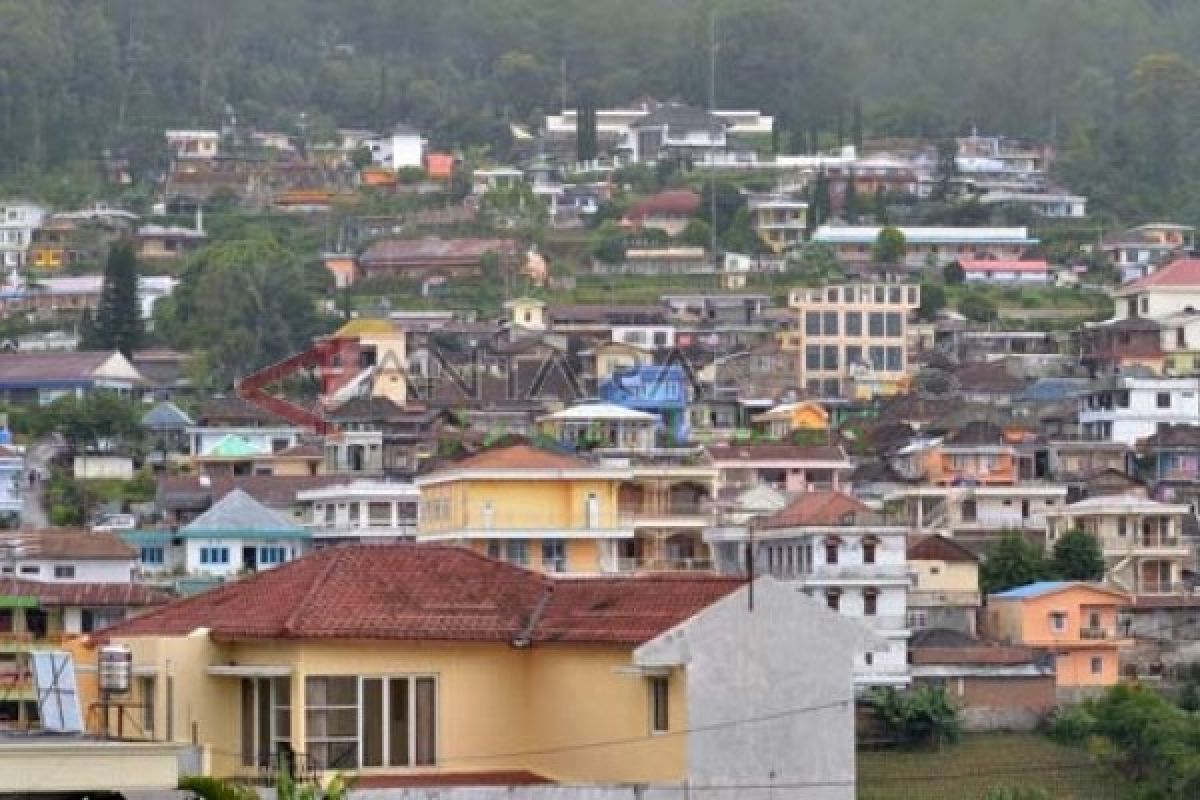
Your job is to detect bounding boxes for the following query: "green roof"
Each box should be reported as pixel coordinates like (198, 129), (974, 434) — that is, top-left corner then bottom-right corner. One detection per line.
(207, 434), (265, 459)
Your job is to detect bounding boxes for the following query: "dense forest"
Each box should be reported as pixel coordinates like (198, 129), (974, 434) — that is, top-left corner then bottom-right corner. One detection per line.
(3, 0), (1200, 219)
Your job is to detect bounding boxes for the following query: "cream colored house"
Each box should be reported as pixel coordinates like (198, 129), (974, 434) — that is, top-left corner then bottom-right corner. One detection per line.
(91, 544), (868, 797)
(1045, 493), (1192, 596)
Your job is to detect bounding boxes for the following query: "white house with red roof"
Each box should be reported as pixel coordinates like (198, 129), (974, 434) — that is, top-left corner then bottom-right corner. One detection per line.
(1114, 258), (1200, 321)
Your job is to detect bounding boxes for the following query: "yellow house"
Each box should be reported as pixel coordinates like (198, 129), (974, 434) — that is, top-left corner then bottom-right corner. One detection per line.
(986, 581), (1131, 688)
(89, 544), (866, 792)
(416, 444), (717, 574)
(750, 401), (829, 438)
(905, 534), (981, 634)
(415, 444), (633, 574)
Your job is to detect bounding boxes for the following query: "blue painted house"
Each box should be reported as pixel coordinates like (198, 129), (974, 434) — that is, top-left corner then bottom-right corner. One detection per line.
(599, 365), (691, 442)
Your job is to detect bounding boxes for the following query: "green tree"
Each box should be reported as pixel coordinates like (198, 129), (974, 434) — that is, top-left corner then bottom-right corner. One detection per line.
(810, 170), (831, 229)
(872, 225), (906, 270)
(943, 260), (966, 285)
(678, 218), (711, 248)
(932, 138), (958, 202)
(981, 532), (1050, 594)
(592, 222), (626, 265)
(843, 173), (860, 224)
(917, 283), (945, 320)
(576, 92), (598, 164)
(868, 685), (960, 749)
(156, 228), (331, 386)
(959, 292), (999, 323)
(1051, 529), (1105, 581)
(91, 240), (142, 357)
(873, 186), (889, 225)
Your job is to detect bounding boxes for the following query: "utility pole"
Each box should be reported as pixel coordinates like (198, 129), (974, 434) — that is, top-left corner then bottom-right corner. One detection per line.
(708, 10), (719, 272)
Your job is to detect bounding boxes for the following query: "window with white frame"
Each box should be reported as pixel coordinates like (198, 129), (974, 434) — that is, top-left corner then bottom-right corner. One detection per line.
(241, 677), (291, 769)
(648, 675), (669, 733)
(305, 675), (436, 770)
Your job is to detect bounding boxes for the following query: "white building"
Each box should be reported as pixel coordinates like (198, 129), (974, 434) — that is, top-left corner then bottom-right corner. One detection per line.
(187, 424), (306, 460)
(1046, 493), (1192, 596)
(1079, 375), (1200, 445)
(175, 489), (311, 577)
(960, 259), (1051, 285)
(164, 129), (219, 160)
(708, 490), (910, 688)
(366, 123), (427, 171)
(811, 225), (1038, 269)
(885, 484), (1069, 538)
(296, 480), (419, 546)
(0, 530), (135, 583)
(1113, 257), (1200, 321)
(0, 201), (47, 269)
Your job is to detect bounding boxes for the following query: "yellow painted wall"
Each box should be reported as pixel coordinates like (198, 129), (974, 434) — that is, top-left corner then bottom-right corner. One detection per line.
(911, 560), (979, 593)
(421, 477), (622, 534)
(103, 635), (687, 784)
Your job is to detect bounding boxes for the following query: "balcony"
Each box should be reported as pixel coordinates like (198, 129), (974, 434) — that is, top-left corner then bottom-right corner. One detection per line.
(599, 555), (713, 574)
(618, 502), (713, 528)
(807, 563), (913, 584)
(1080, 627), (1113, 640)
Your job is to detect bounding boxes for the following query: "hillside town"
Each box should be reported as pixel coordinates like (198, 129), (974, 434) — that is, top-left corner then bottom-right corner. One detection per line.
(7, 4), (1200, 798)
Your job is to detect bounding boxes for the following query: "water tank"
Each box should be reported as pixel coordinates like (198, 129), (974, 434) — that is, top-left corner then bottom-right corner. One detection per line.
(98, 645), (133, 695)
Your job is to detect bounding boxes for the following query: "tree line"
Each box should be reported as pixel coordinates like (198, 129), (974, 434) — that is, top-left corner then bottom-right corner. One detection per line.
(5, 1), (1200, 221)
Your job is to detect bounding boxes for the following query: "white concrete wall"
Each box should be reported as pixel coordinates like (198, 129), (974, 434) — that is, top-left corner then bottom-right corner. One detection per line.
(13, 557), (133, 583)
(635, 579), (862, 800)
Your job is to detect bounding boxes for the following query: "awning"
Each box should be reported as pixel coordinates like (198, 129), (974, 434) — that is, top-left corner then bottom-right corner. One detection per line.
(206, 665), (292, 678)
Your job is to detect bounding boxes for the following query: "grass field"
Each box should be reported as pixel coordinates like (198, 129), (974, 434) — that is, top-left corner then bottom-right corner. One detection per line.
(857, 733), (1131, 799)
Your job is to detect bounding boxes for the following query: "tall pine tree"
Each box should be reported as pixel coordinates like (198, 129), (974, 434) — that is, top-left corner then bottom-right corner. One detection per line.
(843, 171), (860, 223)
(93, 239), (142, 356)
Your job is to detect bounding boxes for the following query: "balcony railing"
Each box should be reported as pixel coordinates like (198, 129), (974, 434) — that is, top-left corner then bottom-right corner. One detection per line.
(1080, 627), (1112, 640)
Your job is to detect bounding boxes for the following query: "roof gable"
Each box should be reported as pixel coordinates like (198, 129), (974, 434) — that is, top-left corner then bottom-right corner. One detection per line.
(758, 490), (877, 529)
(181, 489), (306, 537)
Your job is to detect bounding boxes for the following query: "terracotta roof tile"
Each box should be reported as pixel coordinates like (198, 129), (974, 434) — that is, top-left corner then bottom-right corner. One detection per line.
(99, 544), (741, 644)
(0, 530), (134, 560)
(758, 490), (877, 529)
(907, 534), (979, 563)
(0, 578), (169, 607)
(448, 444), (590, 471)
(1121, 257), (1200, 290)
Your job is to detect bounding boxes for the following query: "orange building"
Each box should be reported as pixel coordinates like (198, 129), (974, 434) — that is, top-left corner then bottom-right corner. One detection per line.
(986, 581), (1130, 688)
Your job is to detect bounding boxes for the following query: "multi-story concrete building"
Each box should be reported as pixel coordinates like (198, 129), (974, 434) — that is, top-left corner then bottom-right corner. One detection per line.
(1113, 258), (1200, 321)
(1078, 375), (1200, 445)
(1045, 493), (1192, 596)
(748, 194), (808, 253)
(710, 490), (910, 688)
(783, 282), (920, 398)
(296, 480), (420, 547)
(0, 201), (47, 269)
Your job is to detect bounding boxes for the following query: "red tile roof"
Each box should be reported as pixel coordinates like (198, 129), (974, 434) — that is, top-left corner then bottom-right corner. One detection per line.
(0, 578), (170, 608)
(626, 189), (701, 221)
(758, 490), (877, 529)
(447, 444), (591, 471)
(907, 534), (979, 563)
(0, 530), (135, 560)
(1122, 258), (1200, 290)
(98, 544), (742, 644)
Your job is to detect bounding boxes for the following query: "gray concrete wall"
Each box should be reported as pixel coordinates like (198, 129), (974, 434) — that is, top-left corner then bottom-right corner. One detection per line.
(634, 578), (868, 800)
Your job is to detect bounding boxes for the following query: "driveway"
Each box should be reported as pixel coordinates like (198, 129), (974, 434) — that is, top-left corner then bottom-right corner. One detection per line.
(21, 437), (61, 529)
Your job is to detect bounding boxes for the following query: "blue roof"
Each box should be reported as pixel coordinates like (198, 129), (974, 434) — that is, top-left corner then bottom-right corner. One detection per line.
(991, 581), (1079, 599)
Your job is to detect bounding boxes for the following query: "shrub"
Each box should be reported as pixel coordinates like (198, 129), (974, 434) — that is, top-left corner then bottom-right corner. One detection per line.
(1045, 704), (1096, 744)
(868, 685), (961, 748)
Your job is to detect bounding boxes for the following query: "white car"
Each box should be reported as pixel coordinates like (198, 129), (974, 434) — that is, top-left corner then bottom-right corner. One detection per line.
(91, 513), (138, 533)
